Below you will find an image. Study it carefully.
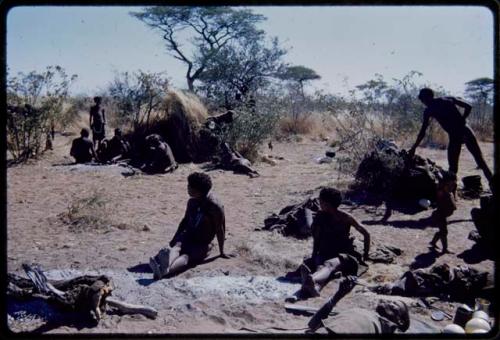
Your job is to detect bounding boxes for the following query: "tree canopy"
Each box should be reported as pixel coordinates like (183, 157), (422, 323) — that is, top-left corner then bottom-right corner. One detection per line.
(277, 65), (321, 97)
(198, 35), (286, 109)
(131, 6), (265, 91)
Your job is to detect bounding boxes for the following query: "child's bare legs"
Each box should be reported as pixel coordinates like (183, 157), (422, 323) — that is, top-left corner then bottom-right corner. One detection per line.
(429, 212), (450, 253)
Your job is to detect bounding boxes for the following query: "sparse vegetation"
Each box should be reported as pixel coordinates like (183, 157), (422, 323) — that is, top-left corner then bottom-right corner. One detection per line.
(7, 66), (77, 162)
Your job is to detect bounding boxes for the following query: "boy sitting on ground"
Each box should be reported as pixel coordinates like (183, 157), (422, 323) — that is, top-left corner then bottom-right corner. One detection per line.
(429, 171), (457, 254)
(149, 172), (228, 279)
(286, 187), (371, 299)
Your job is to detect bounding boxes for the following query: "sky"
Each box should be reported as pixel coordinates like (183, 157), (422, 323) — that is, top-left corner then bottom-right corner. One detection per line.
(6, 5), (494, 97)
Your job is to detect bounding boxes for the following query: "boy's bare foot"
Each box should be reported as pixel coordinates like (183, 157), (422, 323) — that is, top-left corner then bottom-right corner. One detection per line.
(303, 274), (320, 297)
(299, 263), (311, 285)
(149, 257), (161, 280)
(428, 243), (438, 251)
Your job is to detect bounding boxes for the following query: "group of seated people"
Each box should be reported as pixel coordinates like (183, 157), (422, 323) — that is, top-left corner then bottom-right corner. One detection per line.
(70, 127), (130, 164)
(70, 128), (178, 174)
(146, 169), (494, 334)
(147, 173), (413, 334)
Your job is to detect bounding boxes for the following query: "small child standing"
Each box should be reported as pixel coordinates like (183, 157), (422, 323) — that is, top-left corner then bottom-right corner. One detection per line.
(429, 171), (457, 253)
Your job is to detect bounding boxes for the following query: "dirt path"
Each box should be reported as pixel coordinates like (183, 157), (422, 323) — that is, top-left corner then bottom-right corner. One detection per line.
(7, 135), (495, 334)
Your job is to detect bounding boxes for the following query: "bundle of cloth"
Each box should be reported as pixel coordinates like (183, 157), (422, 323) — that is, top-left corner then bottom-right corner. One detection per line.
(262, 197), (320, 238)
(356, 138), (446, 204)
(370, 263), (493, 305)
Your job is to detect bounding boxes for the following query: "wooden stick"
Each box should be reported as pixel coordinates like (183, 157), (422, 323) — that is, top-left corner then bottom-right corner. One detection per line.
(106, 297), (158, 319)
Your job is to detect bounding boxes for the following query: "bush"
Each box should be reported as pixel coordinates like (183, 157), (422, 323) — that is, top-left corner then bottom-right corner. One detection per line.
(7, 66), (77, 161)
(278, 115), (315, 136)
(217, 108), (278, 161)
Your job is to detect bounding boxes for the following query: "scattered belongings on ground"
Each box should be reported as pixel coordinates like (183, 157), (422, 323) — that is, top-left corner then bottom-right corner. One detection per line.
(356, 138), (446, 206)
(7, 264), (157, 324)
(262, 196), (320, 238)
(460, 175), (483, 199)
(469, 179), (497, 253)
(369, 263), (493, 305)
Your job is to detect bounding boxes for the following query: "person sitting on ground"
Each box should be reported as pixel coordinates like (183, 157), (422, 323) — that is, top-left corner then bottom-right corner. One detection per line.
(219, 142), (259, 177)
(141, 134), (177, 174)
(70, 128), (98, 164)
(89, 96), (106, 147)
(286, 187), (371, 299)
(428, 171), (457, 254)
(307, 276), (410, 334)
(149, 172), (229, 279)
(99, 128), (131, 163)
(408, 88), (493, 186)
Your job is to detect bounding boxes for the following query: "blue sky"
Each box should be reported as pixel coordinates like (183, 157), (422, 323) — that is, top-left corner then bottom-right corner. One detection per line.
(7, 6), (494, 96)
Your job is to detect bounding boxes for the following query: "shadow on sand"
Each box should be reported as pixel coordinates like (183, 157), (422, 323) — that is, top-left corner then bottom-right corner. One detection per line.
(457, 243), (495, 264)
(409, 249), (442, 270)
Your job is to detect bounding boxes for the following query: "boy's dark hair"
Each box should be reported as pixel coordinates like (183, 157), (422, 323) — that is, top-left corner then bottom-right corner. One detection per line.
(188, 172), (212, 196)
(418, 88), (434, 101)
(440, 170), (457, 183)
(93, 96), (102, 103)
(319, 187), (342, 208)
(80, 128), (90, 137)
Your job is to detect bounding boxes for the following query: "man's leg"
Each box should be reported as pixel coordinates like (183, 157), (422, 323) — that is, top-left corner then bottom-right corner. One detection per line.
(463, 127), (493, 182)
(165, 254), (190, 276)
(167, 244), (210, 276)
(302, 258), (343, 297)
(447, 136), (463, 175)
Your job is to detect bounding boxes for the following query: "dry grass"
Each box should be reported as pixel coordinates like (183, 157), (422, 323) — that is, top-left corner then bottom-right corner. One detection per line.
(277, 116), (315, 135)
(58, 190), (136, 233)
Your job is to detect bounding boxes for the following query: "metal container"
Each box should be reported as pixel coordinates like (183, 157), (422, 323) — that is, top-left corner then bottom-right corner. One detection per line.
(453, 304), (473, 328)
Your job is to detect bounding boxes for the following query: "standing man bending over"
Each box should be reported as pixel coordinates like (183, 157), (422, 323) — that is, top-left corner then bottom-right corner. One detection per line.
(409, 88), (492, 184)
(149, 172), (228, 279)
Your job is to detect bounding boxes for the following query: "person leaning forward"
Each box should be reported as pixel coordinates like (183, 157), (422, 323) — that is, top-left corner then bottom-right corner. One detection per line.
(408, 88), (493, 185)
(149, 172), (228, 279)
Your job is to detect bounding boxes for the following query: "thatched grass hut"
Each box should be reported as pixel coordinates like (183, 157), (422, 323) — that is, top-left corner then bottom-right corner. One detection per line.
(129, 89), (217, 164)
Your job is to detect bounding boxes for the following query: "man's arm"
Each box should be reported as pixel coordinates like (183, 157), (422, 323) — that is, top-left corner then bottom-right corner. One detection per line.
(169, 200), (193, 247)
(102, 109), (106, 125)
(215, 208), (226, 257)
(349, 215), (371, 261)
(308, 277), (357, 331)
(409, 113), (430, 156)
(70, 140), (76, 157)
(311, 217), (321, 258)
(451, 97), (472, 120)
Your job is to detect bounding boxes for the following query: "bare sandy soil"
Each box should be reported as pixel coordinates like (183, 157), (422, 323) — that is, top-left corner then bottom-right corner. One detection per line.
(6, 133), (495, 334)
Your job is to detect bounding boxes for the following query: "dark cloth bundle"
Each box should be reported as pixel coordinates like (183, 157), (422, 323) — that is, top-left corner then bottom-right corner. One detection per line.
(356, 139), (445, 203)
(262, 197), (320, 238)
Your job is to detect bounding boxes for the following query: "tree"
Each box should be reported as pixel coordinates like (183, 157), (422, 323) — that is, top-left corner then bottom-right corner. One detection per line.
(465, 77), (494, 105)
(198, 34), (286, 109)
(7, 66), (77, 161)
(465, 77), (494, 132)
(277, 65), (321, 98)
(131, 6), (265, 92)
(108, 70), (169, 129)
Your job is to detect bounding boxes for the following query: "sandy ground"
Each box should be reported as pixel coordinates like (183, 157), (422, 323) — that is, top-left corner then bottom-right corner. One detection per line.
(6, 133), (495, 334)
